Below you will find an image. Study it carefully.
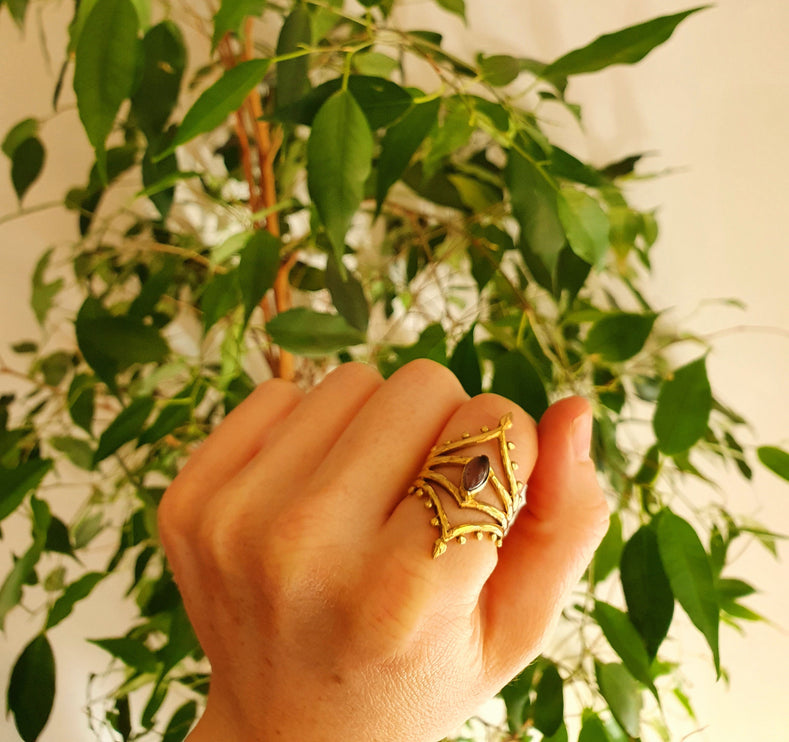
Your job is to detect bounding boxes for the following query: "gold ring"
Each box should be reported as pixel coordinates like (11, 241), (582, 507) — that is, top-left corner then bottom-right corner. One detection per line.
(407, 413), (527, 558)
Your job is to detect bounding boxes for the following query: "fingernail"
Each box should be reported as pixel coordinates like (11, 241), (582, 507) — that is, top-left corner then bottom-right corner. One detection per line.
(572, 409), (593, 462)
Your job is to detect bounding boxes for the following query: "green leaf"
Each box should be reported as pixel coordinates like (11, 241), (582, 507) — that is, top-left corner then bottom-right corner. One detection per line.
(45, 517), (74, 557)
(380, 324), (448, 377)
(757, 445), (789, 482)
(162, 700), (198, 742)
(39, 351), (72, 387)
(579, 710), (611, 742)
(90, 636), (159, 673)
(76, 298), (170, 391)
(7, 634), (55, 742)
(200, 269), (242, 332)
(0, 459), (52, 523)
(557, 187), (609, 268)
(307, 89), (374, 261)
(595, 662), (642, 739)
(3, 0), (31, 28)
(73, 0), (140, 181)
(325, 258), (369, 333)
(479, 54), (521, 86)
(10, 136), (45, 202)
(543, 7), (709, 80)
(594, 601), (657, 697)
(276, 3), (312, 109)
(490, 350), (549, 419)
(436, 0), (466, 23)
(238, 231), (281, 323)
(267, 307), (365, 356)
(131, 21), (187, 141)
(67, 374), (96, 435)
(621, 524), (674, 659)
(506, 151), (564, 285)
(31, 249), (64, 326)
(161, 59), (271, 158)
(94, 397), (156, 464)
(2, 118), (38, 158)
(376, 97), (441, 210)
(591, 511), (623, 585)
(138, 380), (206, 446)
(50, 436), (94, 470)
(499, 664), (536, 734)
(586, 312), (656, 362)
(46, 572), (105, 629)
(72, 511), (105, 549)
(449, 326), (482, 397)
(653, 357), (712, 455)
(212, 0), (266, 49)
(533, 663), (564, 736)
(657, 510), (720, 675)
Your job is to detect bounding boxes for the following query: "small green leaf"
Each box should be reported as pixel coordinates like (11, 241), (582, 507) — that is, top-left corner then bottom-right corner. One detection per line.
(267, 308), (365, 356)
(7, 634), (55, 742)
(72, 511), (105, 550)
(757, 445), (789, 482)
(594, 601), (657, 697)
(579, 710), (611, 742)
(436, 0), (466, 23)
(45, 517), (74, 557)
(31, 249), (64, 327)
(653, 357), (712, 455)
(595, 662), (642, 739)
(2, 118), (38, 158)
(449, 326), (482, 397)
(276, 3), (312, 109)
(67, 374), (96, 435)
(308, 89), (374, 261)
(90, 636), (159, 673)
(533, 663), (564, 736)
(50, 436), (94, 470)
(479, 54), (521, 86)
(138, 380), (206, 446)
(543, 7), (709, 80)
(499, 664), (536, 734)
(325, 258), (369, 333)
(376, 97), (441, 210)
(94, 397), (155, 464)
(11, 136), (45, 202)
(212, 0), (266, 49)
(586, 312), (657, 362)
(380, 324), (447, 377)
(0, 458), (52, 523)
(657, 510), (720, 675)
(73, 0), (140, 180)
(162, 59), (271, 158)
(557, 187), (609, 268)
(200, 269), (242, 332)
(131, 21), (187, 141)
(490, 350), (548, 419)
(238, 231), (281, 323)
(621, 524), (674, 658)
(162, 700), (198, 742)
(591, 511), (623, 585)
(46, 572), (105, 629)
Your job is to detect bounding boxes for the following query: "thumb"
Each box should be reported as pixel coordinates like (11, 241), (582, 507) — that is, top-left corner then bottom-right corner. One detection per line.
(481, 396), (610, 682)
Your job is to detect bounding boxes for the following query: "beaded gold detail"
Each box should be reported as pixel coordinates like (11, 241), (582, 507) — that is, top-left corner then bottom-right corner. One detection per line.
(408, 413), (526, 558)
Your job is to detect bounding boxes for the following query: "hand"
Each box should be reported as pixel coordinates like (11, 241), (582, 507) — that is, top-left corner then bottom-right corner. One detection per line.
(158, 360), (609, 741)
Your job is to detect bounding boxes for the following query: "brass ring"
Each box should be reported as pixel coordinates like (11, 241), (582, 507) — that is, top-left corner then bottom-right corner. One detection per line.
(407, 413), (527, 558)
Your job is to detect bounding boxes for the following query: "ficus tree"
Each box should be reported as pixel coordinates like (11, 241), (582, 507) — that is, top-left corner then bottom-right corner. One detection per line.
(1, 0), (787, 741)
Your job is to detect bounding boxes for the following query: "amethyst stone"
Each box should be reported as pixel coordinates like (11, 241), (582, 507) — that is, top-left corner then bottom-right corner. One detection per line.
(462, 455), (490, 494)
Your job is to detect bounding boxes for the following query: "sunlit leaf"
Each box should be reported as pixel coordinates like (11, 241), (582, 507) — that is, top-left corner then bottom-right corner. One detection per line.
(238, 231), (281, 323)
(73, 0), (140, 181)
(557, 187), (609, 268)
(436, 0), (466, 23)
(267, 307), (365, 356)
(653, 357), (712, 455)
(200, 269), (242, 332)
(479, 54), (521, 86)
(307, 89), (373, 261)
(543, 7), (709, 80)
(212, 0), (266, 49)
(657, 510), (720, 675)
(90, 636), (159, 673)
(757, 446), (789, 482)
(46, 572), (105, 629)
(591, 511), (623, 585)
(595, 662), (642, 739)
(579, 710), (611, 742)
(2, 118), (38, 158)
(0, 459), (52, 523)
(49, 436), (94, 470)
(7, 634), (55, 742)
(162, 700), (198, 742)
(31, 249), (64, 327)
(621, 524), (674, 659)
(161, 59), (271, 158)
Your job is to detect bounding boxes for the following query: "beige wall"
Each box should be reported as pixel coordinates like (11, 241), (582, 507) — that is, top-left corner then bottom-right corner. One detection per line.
(1, 1), (787, 740)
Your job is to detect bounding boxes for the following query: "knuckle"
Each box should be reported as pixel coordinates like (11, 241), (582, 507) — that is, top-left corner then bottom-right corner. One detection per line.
(396, 358), (465, 394)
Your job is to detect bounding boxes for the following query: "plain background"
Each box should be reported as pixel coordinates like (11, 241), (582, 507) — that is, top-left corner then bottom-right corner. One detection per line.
(1, 0), (787, 740)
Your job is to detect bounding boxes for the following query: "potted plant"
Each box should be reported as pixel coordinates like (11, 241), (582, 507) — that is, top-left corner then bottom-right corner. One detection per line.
(1, 1), (786, 740)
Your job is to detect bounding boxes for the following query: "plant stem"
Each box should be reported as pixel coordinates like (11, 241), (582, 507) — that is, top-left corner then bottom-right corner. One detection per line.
(0, 200), (62, 228)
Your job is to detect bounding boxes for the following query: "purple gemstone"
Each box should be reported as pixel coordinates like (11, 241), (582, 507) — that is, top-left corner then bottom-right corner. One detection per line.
(462, 455), (490, 494)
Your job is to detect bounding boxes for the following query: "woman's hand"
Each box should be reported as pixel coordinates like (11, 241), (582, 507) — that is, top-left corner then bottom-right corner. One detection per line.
(158, 360), (609, 742)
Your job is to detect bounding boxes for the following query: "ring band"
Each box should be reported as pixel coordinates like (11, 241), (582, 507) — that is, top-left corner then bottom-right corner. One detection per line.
(408, 413), (527, 558)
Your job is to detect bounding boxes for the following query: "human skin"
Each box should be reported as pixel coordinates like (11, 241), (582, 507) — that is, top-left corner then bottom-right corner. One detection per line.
(158, 359), (610, 741)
